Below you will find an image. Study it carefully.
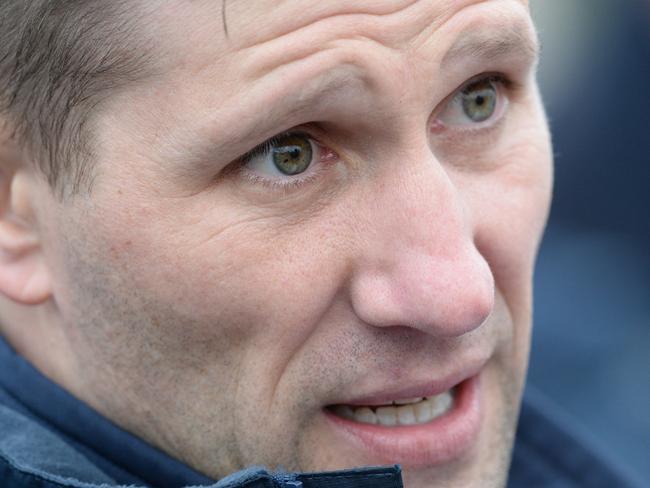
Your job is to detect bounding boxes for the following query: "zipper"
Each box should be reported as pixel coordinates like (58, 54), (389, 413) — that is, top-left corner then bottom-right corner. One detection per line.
(272, 472), (303, 488)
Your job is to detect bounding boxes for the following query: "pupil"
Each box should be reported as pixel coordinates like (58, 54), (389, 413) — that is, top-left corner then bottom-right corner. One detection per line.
(476, 95), (485, 106)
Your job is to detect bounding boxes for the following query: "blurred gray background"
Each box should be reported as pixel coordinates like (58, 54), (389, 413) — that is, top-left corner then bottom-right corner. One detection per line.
(529, 0), (649, 481)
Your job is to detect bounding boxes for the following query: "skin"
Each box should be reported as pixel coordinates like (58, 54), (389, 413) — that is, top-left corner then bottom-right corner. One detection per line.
(0, 0), (552, 486)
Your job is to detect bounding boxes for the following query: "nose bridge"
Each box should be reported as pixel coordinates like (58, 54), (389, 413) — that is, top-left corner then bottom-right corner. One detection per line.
(380, 157), (463, 254)
(349, 149), (495, 337)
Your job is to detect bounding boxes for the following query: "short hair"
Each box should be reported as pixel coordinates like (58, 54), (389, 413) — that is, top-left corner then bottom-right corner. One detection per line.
(0, 1), (153, 196)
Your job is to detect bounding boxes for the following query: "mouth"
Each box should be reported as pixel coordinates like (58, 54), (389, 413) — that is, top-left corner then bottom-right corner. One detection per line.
(323, 370), (483, 468)
(329, 388), (456, 426)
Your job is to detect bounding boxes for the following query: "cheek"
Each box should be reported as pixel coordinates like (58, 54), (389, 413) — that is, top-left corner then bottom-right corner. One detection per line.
(459, 122), (552, 322)
(76, 191), (349, 388)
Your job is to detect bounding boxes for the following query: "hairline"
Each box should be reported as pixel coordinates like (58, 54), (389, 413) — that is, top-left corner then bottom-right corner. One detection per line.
(0, 1), (159, 199)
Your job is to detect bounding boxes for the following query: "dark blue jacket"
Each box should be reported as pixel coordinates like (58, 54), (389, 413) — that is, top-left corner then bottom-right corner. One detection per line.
(0, 337), (640, 488)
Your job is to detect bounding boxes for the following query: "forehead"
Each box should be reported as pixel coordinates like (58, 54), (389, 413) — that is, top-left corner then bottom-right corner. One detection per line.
(152, 0), (532, 57)
(219, 0), (529, 45)
(143, 0), (536, 111)
(140, 0), (536, 115)
(95, 0), (536, 178)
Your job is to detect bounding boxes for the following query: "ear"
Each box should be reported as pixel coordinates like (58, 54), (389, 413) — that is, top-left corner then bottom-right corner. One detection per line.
(0, 135), (52, 305)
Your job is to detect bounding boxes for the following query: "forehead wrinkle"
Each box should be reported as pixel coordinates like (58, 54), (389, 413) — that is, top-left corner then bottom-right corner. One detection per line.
(235, 0), (527, 92)
(406, 0), (494, 50)
(227, 0), (520, 50)
(226, 0), (421, 49)
(236, 12), (414, 81)
(237, 3), (480, 95)
(238, 62), (370, 141)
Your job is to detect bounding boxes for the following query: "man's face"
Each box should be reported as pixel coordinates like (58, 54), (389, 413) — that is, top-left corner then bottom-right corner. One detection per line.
(34, 0), (551, 486)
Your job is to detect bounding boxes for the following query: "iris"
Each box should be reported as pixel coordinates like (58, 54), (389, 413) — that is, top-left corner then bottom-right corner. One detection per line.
(271, 134), (313, 175)
(461, 79), (497, 123)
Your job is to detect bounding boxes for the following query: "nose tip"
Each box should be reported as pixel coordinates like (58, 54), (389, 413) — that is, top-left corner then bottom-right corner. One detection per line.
(346, 145), (496, 338)
(439, 258), (495, 335)
(349, 245), (495, 338)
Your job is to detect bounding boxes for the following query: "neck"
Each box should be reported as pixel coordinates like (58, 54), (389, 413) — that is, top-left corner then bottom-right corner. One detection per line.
(0, 295), (80, 394)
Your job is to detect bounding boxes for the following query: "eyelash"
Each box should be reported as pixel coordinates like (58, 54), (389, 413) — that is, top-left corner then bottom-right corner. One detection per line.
(240, 134), (291, 165)
(233, 72), (515, 192)
(238, 161), (326, 192)
(476, 73), (513, 90)
(236, 131), (334, 192)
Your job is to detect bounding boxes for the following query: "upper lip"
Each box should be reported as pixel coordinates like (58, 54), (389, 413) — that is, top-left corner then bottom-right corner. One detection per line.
(328, 356), (488, 407)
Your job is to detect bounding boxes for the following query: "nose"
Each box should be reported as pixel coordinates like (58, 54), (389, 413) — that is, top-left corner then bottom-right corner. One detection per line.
(348, 154), (494, 338)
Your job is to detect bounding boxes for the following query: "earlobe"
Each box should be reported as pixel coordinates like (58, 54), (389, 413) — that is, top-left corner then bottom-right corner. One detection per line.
(0, 144), (53, 305)
(0, 220), (52, 305)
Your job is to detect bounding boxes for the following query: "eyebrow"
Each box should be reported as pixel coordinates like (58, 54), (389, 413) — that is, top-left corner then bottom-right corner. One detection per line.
(169, 66), (369, 175)
(440, 23), (540, 70)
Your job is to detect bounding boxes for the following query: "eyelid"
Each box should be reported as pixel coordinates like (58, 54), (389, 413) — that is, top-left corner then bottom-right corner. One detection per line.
(432, 72), (513, 132)
(462, 73), (513, 91)
(231, 129), (339, 193)
(239, 131), (295, 165)
(238, 123), (330, 162)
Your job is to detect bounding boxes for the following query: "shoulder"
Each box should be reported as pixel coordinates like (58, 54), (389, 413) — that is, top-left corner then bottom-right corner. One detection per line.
(508, 387), (643, 488)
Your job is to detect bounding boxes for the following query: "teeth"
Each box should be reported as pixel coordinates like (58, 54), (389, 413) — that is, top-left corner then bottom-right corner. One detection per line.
(375, 406), (398, 426)
(334, 390), (455, 426)
(396, 405), (417, 425)
(414, 400), (433, 423)
(354, 407), (376, 424)
(393, 397), (424, 405)
(432, 391), (453, 417)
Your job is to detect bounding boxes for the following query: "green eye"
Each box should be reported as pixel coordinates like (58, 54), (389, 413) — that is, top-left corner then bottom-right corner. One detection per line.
(461, 79), (497, 123)
(271, 134), (313, 175)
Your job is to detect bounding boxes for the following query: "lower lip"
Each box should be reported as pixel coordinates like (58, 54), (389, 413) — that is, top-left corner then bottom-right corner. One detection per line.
(323, 374), (482, 468)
